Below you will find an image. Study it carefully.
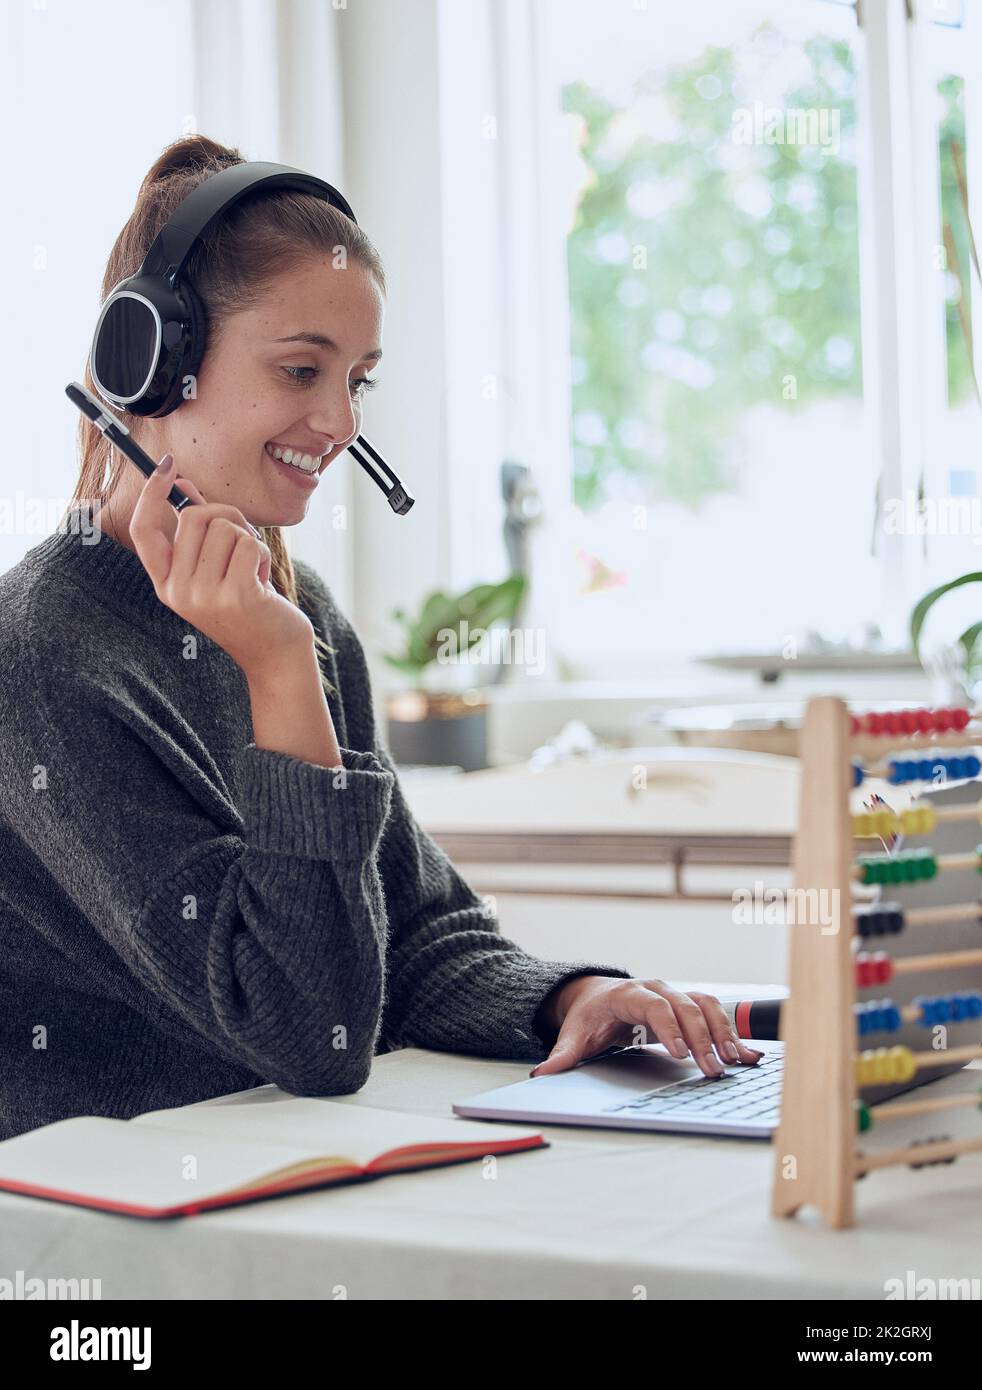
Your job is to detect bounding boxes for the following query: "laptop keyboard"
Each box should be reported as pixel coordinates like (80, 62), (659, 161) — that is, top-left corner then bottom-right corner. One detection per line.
(602, 1051), (783, 1124)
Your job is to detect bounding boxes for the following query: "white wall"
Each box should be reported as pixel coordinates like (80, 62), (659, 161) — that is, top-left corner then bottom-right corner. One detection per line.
(337, 0), (451, 687)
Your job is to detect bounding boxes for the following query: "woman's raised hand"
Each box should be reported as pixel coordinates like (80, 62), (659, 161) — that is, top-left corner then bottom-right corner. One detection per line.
(128, 454), (315, 678)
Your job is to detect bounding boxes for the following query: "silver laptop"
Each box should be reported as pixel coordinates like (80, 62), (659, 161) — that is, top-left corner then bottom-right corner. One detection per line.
(454, 781), (982, 1138)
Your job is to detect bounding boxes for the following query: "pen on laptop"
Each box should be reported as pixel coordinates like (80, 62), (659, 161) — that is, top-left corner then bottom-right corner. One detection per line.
(723, 999), (783, 1041)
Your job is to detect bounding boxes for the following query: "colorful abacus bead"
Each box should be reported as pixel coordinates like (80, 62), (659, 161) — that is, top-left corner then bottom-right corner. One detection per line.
(852, 763), (864, 788)
(856, 951), (893, 987)
(887, 755), (979, 784)
(908, 1136), (956, 1170)
(856, 849), (937, 884)
(856, 999), (902, 1036)
(856, 1100), (872, 1133)
(854, 905), (904, 938)
(914, 991), (982, 1026)
(857, 706), (971, 734)
(852, 810), (900, 839)
(855, 1045), (916, 1087)
(900, 805), (937, 836)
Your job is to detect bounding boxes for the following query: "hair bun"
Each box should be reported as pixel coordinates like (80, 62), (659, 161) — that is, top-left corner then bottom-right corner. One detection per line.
(142, 135), (244, 190)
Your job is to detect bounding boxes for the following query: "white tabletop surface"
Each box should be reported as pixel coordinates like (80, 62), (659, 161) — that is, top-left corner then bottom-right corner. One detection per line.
(2, 1031), (981, 1300)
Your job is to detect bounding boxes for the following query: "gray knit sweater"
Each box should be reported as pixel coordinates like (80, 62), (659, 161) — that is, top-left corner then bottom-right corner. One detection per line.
(0, 511), (631, 1140)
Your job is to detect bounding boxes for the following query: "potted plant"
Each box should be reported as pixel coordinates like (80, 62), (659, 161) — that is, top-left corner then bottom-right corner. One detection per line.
(383, 575), (527, 771)
(910, 572), (982, 705)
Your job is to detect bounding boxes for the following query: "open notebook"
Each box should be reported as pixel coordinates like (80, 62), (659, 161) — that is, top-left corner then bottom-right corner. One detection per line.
(0, 1093), (546, 1219)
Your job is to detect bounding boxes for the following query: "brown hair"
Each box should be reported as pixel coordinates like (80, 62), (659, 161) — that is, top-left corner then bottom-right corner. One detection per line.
(64, 134), (386, 693)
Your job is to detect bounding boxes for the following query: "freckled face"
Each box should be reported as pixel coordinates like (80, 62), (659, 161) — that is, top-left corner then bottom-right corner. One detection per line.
(147, 257), (384, 527)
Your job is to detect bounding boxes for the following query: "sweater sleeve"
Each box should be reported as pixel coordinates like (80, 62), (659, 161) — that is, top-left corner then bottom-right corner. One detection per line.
(308, 583), (635, 1065)
(0, 626), (394, 1097)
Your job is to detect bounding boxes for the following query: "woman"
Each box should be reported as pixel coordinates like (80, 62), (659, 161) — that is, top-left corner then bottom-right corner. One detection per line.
(0, 136), (761, 1141)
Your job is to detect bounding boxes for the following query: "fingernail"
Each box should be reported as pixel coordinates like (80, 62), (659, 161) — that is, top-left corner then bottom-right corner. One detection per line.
(528, 1066), (540, 1077)
(671, 1037), (689, 1059)
(721, 1041), (739, 1062)
(156, 453), (174, 474)
(704, 1051), (725, 1075)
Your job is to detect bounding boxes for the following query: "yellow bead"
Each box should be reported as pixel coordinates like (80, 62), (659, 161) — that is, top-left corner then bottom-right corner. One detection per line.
(889, 1045), (916, 1082)
(901, 806), (935, 836)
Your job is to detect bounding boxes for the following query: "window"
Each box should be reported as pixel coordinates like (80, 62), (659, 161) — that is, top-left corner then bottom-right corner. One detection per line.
(485, 0), (982, 679)
(525, 0), (872, 675)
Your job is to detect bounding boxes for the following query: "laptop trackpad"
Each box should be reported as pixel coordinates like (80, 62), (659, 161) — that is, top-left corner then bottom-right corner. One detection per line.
(455, 1040), (784, 1119)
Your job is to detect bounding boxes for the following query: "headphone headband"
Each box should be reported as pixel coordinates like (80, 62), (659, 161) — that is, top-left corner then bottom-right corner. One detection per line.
(140, 162), (358, 284)
(90, 160), (359, 418)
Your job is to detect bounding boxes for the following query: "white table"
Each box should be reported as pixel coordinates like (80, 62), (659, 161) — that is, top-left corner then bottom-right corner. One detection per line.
(2, 1045), (981, 1300)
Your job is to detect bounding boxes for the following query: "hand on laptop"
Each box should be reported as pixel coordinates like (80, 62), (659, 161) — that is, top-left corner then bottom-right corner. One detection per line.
(530, 976), (765, 1080)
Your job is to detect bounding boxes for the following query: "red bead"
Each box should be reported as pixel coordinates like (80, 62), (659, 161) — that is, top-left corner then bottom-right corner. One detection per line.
(865, 712), (884, 735)
(934, 708), (952, 732)
(899, 711), (918, 735)
(876, 953), (892, 984)
(952, 708), (970, 731)
(883, 712), (900, 735)
(917, 709), (935, 733)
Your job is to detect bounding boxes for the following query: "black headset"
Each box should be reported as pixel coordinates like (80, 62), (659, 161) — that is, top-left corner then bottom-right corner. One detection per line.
(89, 159), (413, 513)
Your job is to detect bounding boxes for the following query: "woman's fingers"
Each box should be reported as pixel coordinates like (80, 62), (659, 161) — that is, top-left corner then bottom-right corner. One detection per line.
(654, 986), (761, 1075)
(528, 979), (767, 1081)
(646, 986), (727, 1076)
(129, 453), (179, 588)
(632, 989), (696, 1062)
(687, 992), (765, 1068)
(175, 474), (207, 504)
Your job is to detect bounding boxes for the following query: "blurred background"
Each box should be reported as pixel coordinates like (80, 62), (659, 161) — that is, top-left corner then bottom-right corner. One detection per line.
(4, 0), (980, 986)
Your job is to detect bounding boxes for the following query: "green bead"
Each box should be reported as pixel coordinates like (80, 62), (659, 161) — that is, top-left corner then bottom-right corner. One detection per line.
(856, 1100), (872, 1133)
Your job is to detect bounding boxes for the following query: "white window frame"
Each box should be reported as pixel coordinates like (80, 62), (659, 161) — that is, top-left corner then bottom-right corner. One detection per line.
(434, 0), (982, 679)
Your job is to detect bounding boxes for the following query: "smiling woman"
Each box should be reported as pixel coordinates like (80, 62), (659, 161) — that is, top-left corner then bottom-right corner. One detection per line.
(0, 134), (664, 1143)
(66, 135), (390, 688)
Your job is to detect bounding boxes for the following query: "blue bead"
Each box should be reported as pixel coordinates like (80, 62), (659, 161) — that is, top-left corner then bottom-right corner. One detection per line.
(852, 763), (864, 788)
(967, 755), (981, 778)
(967, 994), (982, 1018)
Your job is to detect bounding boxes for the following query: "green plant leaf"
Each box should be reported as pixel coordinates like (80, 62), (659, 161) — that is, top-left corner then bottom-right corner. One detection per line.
(383, 574), (528, 671)
(910, 572), (982, 655)
(958, 620), (982, 661)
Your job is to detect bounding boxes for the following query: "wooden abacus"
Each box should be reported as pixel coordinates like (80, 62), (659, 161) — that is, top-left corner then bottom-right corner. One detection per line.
(772, 695), (982, 1228)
